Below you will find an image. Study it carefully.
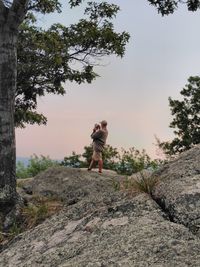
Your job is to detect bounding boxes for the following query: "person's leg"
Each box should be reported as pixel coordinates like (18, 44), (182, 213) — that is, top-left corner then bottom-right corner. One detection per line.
(88, 159), (95, 171)
(88, 150), (96, 171)
(98, 159), (103, 173)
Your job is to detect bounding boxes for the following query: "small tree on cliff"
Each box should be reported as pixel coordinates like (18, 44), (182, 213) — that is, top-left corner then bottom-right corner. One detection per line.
(159, 76), (200, 155)
(0, 0), (130, 207)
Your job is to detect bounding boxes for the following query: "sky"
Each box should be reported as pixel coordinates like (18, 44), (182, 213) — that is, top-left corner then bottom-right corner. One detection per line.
(16, 0), (200, 160)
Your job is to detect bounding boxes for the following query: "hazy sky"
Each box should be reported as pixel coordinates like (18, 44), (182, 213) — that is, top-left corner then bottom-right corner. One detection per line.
(16, 0), (200, 159)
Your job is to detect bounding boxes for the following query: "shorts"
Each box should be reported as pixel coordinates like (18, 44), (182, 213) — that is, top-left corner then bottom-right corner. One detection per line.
(92, 151), (102, 161)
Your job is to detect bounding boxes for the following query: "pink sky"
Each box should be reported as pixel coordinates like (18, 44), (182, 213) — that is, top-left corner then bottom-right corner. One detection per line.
(16, 1), (200, 160)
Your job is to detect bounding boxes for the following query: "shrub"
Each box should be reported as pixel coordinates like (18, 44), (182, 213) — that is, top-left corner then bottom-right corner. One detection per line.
(22, 195), (63, 229)
(16, 161), (29, 179)
(115, 148), (160, 176)
(62, 145), (163, 175)
(27, 155), (59, 177)
(16, 154), (59, 178)
(61, 152), (84, 168)
(132, 172), (159, 195)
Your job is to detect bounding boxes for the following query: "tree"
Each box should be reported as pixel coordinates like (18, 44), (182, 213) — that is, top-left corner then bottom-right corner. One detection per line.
(159, 76), (200, 155)
(0, 0), (130, 207)
(147, 0), (200, 15)
(0, 0), (29, 207)
(147, 0), (200, 155)
(16, 4), (129, 127)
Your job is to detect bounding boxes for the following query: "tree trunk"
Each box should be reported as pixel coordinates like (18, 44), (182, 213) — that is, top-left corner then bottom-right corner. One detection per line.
(0, 25), (17, 207)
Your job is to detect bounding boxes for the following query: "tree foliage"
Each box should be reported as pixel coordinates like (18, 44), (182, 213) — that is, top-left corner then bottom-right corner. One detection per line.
(14, 0), (200, 127)
(61, 145), (161, 175)
(61, 152), (84, 168)
(16, 155), (59, 178)
(115, 148), (154, 175)
(15, 1), (130, 127)
(159, 76), (200, 155)
(147, 0), (200, 15)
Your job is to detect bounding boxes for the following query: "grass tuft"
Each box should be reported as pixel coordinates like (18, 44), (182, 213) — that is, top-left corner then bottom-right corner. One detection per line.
(0, 194), (64, 247)
(131, 172), (159, 195)
(22, 195), (63, 229)
(113, 172), (159, 195)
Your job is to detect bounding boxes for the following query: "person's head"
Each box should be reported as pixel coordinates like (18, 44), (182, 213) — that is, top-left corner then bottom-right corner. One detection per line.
(100, 120), (107, 128)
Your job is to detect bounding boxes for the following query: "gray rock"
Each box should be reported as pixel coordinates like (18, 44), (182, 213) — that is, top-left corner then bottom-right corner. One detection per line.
(23, 167), (123, 205)
(0, 158), (200, 266)
(0, 192), (200, 267)
(152, 144), (200, 235)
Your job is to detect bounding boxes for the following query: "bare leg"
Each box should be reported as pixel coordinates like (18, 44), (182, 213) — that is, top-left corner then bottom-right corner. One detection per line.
(98, 159), (103, 173)
(88, 159), (95, 171)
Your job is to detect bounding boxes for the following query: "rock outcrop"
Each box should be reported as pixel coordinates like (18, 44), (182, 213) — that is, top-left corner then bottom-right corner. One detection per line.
(0, 146), (200, 267)
(152, 144), (200, 235)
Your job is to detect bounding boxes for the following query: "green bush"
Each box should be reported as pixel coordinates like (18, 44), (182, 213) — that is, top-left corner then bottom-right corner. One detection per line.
(16, 161), (29, 179)
(82, 144), (119, 169)
(115, 148), (160, 175)
(16, 155), (59, 178)
(61, 151), (85, 168)
(62, 145), (162, 175)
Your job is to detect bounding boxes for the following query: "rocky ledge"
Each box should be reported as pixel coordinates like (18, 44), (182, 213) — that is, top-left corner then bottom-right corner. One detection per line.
(0, 145), (200, 267)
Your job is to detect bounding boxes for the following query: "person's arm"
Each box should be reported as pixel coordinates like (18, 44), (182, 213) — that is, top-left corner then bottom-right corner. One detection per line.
(91, 129), (103, 140)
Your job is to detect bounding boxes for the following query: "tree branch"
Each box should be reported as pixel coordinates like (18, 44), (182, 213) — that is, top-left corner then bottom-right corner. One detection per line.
(69, 48), (89, 57)
(69, 46), (108, 66)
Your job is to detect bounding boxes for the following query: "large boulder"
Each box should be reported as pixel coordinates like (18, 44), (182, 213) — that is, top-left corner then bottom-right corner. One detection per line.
(21, 167), (121, 205)
(0, 151), (200, 267)
(152, 145), (200, 235)
(0, 191), (200, 267)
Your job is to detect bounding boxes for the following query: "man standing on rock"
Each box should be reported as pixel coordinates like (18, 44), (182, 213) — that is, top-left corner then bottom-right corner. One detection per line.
(88, 120), (108, 173)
